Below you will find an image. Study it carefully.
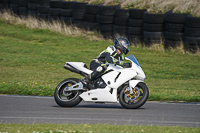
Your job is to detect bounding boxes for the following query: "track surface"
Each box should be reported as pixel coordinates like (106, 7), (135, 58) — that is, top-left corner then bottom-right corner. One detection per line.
(0, 95), (200, 127)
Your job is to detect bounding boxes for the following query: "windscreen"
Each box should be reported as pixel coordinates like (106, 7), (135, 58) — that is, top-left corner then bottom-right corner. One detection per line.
(126, 55), (140, 67)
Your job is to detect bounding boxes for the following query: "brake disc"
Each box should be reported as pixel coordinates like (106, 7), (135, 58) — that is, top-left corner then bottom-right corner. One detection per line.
(124, 87), (140, 101)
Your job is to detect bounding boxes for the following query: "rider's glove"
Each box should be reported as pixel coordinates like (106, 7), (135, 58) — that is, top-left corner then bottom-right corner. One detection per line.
(115, 61), (123, 66)
(115, 61), (120, 65)
(123, 63), (132, 68)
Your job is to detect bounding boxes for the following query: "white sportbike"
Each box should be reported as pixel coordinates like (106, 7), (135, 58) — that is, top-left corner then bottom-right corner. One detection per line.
(54, 55), (149, 109)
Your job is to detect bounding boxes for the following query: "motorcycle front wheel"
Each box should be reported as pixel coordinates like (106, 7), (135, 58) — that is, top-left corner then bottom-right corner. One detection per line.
(119, 82), (149, 109)
(54, 78), (82, 107)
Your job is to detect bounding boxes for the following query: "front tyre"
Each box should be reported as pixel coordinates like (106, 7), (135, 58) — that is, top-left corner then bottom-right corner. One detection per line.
(54, 78), (82, 107)
(119, 82), (149, 109)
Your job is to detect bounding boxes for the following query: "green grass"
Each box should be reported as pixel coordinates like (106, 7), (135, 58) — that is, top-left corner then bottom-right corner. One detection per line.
(0, 123), (200, 133)
(0, 19), (200, 102)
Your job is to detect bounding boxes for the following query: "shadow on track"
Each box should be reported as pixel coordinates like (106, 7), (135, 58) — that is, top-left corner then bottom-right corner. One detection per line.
(52, 101), (146, 110)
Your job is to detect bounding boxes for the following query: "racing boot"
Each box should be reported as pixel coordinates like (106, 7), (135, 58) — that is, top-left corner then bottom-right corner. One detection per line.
(81, 70), (100, 90)
(81, 76), (91, 89)
(81, 65), (107, 90)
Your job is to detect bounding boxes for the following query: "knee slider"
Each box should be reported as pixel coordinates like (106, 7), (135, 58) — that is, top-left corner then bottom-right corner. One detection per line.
(96, 66), (103, 72)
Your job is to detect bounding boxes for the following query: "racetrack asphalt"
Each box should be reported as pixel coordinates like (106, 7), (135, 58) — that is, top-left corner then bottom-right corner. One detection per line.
(0, 95), (200, 127)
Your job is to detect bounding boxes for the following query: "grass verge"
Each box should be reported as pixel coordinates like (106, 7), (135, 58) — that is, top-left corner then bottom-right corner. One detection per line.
(0, 123), (200, 133)
(0, 13), (199, 102)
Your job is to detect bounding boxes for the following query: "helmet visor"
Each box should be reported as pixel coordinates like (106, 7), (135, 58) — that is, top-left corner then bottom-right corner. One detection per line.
(121, 41), (130, 55)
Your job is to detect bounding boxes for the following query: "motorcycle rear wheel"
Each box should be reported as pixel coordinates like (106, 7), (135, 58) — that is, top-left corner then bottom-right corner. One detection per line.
(119, 82), (149, 109)
(54, 78), (82, 107)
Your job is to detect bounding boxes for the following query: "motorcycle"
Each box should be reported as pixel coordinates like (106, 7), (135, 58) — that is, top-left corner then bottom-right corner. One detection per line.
(54, 55), (149, 109)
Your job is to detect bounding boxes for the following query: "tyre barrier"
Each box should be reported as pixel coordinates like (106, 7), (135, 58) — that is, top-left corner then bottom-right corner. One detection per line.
(0, 0), (9, 5)
(38, 0), (49, 6)
(128, 9), (146, 45)
(113, 9), (129, 38)
(37, 0), (49, 20)
(38, 5), (49, 19)
(96, 14), (114, 24)
(164, 11), (187, 48)
(0, 0), (9, 13)
(49, 0), (62, 22)
(83, 4), (98, 30)
(10, 4), (18, 14)
(143, 12), (165, 46)
(98, 5), (119, 16)
(27, 0), (38, 17)
(18, 0), (28, 16)
(60, 1), (74, 24)
(1, 1), (200, 53)
(72, 2), (87, 26)
(184, 15), (200, 53)
(97, 5), (119, 38)
(49, 0), (61, 8)
(19, 0), (28, 7)
(9, 0), (19, 15)
(19, 7), (28, 16)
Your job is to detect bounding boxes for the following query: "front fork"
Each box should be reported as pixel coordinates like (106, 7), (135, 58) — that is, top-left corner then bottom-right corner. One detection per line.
(128, 81), (134, 94)
(128, 80), (143, 94)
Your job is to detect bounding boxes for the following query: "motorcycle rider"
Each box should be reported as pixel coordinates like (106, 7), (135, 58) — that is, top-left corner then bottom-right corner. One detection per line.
(82, 37), (131, 89)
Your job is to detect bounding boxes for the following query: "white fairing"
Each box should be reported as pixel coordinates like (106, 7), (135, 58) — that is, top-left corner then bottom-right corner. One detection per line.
(68, 55), (146, 103)
(101, 64), (137, 89)
(80, 87), (117, 102)
(125, 57), (146, 81)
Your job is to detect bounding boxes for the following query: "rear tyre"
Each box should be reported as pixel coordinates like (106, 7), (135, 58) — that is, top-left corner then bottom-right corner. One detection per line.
(119, 82), (149, 109)
(54, 78), (82, 107)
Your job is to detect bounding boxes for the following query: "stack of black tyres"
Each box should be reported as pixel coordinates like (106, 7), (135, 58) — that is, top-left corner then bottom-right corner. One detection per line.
(37, 0), (49, 20)
(84, 4), (98, 30)
(18, 0), (28, 17)
(10, 0), (19, 15)
(143, 12), (165, 46)
(72, 2), (87, 26)
(97, 5), (119, 38)
(128, 9), (146, 45)
(164, 11), (187, 48)
(184, 15), (200, 53)
(113, 8), (129, 38)
(49, 0), (62, 21)
(28, 0), (38, 16)
(60, 1), (74, 24)
(0, 0), (9, 12)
